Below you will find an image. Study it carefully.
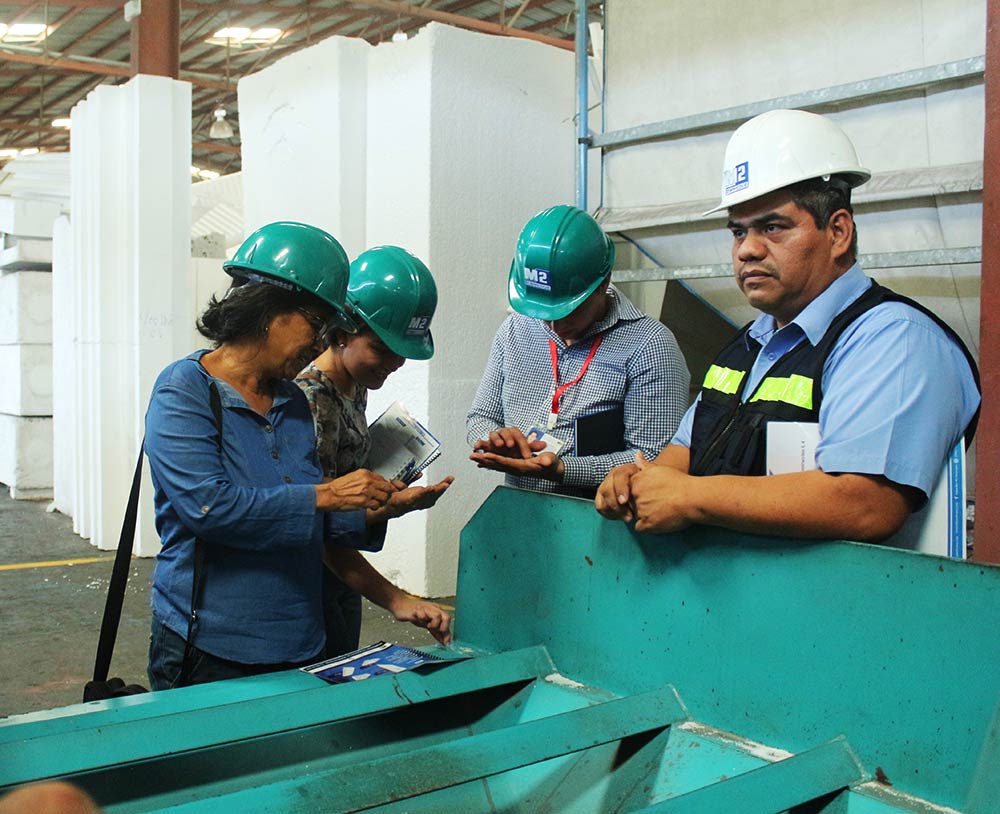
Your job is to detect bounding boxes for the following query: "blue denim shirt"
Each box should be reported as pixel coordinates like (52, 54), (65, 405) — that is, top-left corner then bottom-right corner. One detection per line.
(145, 350), (368, 664)
(672, 264), (980, 498)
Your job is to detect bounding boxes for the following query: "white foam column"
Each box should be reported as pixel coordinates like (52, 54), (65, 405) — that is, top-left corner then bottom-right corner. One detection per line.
(69, 75), (192, 553)
(238, 36), (370, 258)
(365, 24), (574, 596)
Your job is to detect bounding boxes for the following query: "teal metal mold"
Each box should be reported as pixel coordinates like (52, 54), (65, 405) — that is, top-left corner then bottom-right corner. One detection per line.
(0, 486), (996, 813)
(456, 487), (1000, 810)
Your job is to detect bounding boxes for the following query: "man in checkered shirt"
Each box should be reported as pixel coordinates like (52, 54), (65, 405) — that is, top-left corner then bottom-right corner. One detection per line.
(466, 205), (690, 498)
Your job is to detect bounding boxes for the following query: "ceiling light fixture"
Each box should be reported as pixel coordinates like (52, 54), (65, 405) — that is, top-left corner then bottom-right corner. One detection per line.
(18, 147), (39, 156)
(3, 23), (49, 43)
(52, 118), (72, 129)
(198, 169), (220, 180)
(392, 28), (407, 42)
(212, 26), (250, 42)
(209, 107), (234, 139)
(207, 26), (282, 47)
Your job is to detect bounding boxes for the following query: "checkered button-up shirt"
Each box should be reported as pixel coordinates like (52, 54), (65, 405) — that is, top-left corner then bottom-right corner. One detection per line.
(467, 286), (690, 496)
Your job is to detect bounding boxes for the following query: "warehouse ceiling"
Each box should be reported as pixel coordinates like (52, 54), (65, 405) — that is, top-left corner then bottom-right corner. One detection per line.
(0, 0), (602, 178)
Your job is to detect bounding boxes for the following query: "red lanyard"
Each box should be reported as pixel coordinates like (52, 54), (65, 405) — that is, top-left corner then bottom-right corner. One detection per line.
(548, 335), (602, 428)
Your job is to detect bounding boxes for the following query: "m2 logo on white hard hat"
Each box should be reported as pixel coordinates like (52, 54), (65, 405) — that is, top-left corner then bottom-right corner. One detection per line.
(406, 315), (430, 336)
(523, 268), (552, 291)
(724, 161), (750, 196)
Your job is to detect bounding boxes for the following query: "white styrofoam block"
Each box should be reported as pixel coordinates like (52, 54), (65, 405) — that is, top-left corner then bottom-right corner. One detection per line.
(0, 413), (52, 496)
(0, 237), (53, 271)
(0, 197), (61, 238)
(0, 270), (52, 345)
(239, 23), (574, 595)
(192, 256), (232, 352)
(238, 35), (371, 259)
(51, 214), (75, 518)
(0, 344), (52, 416)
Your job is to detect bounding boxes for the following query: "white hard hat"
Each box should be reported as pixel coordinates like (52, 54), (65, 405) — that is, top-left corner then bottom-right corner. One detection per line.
(703, 109), (871, 216)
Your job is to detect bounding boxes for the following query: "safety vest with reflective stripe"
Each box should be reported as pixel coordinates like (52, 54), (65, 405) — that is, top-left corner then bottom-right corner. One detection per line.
(688, 281), (980, 477)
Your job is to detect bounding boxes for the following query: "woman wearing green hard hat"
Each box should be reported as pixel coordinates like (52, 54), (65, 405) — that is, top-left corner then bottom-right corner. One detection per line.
(144, 221), (398, 690)
(297, 245), (453, 656)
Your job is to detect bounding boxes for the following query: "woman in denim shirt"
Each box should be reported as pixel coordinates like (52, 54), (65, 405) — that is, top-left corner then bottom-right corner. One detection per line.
(145, 222), (395, 690)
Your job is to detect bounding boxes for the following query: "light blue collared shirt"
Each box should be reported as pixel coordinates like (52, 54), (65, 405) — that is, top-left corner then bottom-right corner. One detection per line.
(671, 264), (979, 498)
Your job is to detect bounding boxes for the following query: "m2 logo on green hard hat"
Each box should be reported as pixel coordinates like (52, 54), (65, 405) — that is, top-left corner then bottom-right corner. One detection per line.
(406, 316), (431, 335)
(523, 268), (552, 291)
(724, 161), (749, 196)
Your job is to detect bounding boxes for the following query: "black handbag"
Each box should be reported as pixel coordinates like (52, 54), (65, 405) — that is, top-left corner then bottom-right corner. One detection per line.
(84, 382), (220, 702)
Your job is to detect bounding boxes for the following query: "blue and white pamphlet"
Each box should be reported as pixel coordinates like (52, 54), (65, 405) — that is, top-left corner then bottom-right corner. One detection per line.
(302, 641), (467, 684)
(367, 401), (442, 484)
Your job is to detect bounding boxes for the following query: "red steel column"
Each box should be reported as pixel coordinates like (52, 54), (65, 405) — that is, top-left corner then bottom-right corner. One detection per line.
(976, 0), (1000, 564)
(130, 0), (180, 78)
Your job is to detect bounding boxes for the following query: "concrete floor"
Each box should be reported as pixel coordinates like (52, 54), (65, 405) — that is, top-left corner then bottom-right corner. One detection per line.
(0, 491), (450, 720)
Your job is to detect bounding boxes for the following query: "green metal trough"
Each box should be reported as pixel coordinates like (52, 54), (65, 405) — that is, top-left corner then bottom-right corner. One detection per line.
(2, 486), (999, 813)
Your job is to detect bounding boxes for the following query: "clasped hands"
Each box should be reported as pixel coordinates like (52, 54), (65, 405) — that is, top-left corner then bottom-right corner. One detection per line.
(469, 426), (565, 482)
(595, 451), (695, 534)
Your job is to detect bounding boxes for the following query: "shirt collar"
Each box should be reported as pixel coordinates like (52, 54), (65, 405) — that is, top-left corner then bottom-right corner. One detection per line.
(746, 262), (871, 348)
(190, 348), (298, 411)
(543, 284), (642, 345)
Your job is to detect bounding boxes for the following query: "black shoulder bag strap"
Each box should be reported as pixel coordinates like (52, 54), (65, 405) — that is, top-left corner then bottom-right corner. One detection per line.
(91, 443), (146, 684)
(92, 380), (224, 686)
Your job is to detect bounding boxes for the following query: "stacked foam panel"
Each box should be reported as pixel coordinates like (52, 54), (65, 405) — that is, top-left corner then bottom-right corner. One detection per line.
(0, 198), (60, 499)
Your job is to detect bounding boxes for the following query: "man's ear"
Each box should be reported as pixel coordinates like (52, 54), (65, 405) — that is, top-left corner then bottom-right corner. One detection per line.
(828, 209), (855, 262)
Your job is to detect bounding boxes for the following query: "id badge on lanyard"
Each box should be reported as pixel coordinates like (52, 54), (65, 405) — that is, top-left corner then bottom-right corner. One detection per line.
(548, 335), (603, 430)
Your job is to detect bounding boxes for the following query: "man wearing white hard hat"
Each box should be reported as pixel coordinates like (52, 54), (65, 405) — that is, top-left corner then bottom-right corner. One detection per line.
(596, 109), (980, 544)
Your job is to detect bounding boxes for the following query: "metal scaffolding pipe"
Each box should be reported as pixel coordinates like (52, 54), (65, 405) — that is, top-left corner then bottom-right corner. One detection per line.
(575, 0), (588, 210)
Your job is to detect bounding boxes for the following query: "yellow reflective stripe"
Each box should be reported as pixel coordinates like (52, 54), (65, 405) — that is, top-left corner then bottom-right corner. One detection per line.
(703, 365), (745, 395)
(750, 374), (814, 409)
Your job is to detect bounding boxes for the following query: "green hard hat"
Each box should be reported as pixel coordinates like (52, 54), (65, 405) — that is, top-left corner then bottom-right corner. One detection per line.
(347, 246), (437, 360)
(508, 205), (615, 321)
(223, 221), (355, 331)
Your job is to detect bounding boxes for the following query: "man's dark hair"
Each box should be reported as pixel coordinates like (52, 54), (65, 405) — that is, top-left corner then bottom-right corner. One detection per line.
(787, 175), (859, 258)
(197, 279), (329, 346)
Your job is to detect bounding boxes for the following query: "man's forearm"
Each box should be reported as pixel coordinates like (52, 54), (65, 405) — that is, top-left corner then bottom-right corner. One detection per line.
(677, 469), (916, 542)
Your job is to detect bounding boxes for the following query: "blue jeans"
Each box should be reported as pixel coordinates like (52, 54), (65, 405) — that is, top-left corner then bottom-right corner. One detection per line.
(147, 616), (321, 691)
